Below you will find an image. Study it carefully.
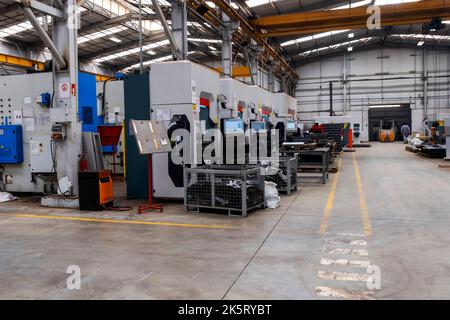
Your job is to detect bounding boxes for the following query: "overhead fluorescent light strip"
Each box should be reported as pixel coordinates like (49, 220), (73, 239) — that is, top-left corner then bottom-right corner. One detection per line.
(78, 26), (127, 44)
(299, 37), (373, 56)
(281, 30), (350, 47)
(0, 16), (51, 38)
(94, 39), (170, 63)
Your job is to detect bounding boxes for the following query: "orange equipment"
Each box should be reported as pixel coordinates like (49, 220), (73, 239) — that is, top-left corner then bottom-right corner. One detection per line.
(78, 170), (113, 211)
(379, 120), (396, 143)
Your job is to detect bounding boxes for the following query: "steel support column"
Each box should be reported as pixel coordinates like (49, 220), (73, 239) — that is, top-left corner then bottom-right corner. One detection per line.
(151, 0), (182, 60)
(221, 0), (232, 77)
(423, 47), (428, 122)
(53, 0), (82, 196)
(21, 6), (67, 69)
(244, 48), (256, 85)
(268, 69), (275, 93)
(171, 0), (188, 60)
(250, 54), (258, 86)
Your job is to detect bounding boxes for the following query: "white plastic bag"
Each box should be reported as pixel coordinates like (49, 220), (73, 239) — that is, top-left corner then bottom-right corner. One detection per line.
(0, 192), (18, 203)
(265, 181), (280, 209)
(410, 134), (423, 147)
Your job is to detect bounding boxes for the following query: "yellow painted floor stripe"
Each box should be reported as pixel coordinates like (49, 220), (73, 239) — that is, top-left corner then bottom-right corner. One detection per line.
(14, 214), (233, 230)
(352, 153), (373, 236)
(319, 158), (343, 234)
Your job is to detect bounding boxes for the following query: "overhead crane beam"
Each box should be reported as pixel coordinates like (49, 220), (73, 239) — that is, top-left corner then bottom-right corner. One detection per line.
(253, 0), (450, 37)
(0, 53), (44, 70)
(198, 0), (299, 79)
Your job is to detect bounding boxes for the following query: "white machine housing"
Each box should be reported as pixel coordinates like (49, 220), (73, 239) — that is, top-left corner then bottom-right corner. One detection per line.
(0, 72), (57, 193)
(272, 92), (298, 140)
(151, 61), (221, 199)
(150, 61), (298, 199)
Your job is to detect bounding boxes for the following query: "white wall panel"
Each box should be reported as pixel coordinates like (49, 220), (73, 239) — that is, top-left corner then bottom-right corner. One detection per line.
(296, 47), (450, 139)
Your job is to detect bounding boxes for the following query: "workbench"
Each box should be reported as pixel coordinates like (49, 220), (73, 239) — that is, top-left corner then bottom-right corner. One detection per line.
(283, 147), (330, 184)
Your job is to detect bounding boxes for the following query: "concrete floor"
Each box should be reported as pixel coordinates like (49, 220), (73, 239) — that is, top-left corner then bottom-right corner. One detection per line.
(1, 142), (450, 299)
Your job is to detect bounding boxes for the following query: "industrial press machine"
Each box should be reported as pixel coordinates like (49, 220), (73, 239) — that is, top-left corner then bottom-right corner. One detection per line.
(150, 61), (223, 199)
(123, 60), (299, 202)
(0, 72), (98, 194)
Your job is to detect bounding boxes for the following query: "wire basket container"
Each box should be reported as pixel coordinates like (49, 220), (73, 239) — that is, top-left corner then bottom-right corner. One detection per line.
(265, 157), (298, 195)
(184, 165), (265, 217)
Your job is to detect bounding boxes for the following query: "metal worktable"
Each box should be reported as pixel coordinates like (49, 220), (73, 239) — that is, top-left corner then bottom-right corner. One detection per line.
(283, 147), (330, 184)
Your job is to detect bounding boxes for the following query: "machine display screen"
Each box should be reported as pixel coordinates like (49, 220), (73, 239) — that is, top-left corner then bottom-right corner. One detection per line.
(251, 121), (266, 132)
(224, 119), (245, 133)
(287, 121), (297, 132)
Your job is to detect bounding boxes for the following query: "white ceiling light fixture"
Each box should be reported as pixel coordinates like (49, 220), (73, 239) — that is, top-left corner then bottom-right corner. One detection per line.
(231, 2), (239, 10)
(299, 37), (373, 56)
(94, 39), (170, 63)
(374, 0), (420, 5)
(332, 0), (420, 10)
(78, 26), (127, 44)
(391, 34), (450, 41)
(246, 0), (274, 8)
(109, 37), (122, 43)
(332, 0), (372, 10)
(348, 33), (355, 38)
(0, 16), (51, 38)
(348, 46), (353, 51)
(281, 29), (350, 47)
(370, 104), (402, 108)
(189, 38), (222, 43)
(417, 40), (425, 46)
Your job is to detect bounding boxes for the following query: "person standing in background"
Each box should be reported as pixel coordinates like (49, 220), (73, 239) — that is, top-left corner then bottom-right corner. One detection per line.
(401, 123), (411, 143)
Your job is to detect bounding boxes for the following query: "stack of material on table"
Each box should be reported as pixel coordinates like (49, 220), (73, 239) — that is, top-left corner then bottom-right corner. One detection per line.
(323, 123), (344, 152)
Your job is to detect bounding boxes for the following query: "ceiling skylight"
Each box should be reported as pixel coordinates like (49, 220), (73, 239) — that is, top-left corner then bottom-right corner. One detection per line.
(93, 39), (170, 63)
(299, 37), (373, 56)
(78, 26), (127, 44)
(281, 30), (350, 47)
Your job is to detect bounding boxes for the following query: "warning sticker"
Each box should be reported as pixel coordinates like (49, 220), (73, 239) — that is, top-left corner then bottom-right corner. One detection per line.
(58, 79), (70, 99)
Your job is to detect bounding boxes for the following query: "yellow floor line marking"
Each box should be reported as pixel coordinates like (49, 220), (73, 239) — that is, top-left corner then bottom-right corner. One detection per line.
(315, 286), (375, 300)
(352, 153), (373, 236)
(319, 157), (343, 234)
(14, 214), (233, 230)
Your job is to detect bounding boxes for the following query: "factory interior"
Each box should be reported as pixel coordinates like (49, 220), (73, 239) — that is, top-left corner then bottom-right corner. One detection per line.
(1, 0), (450, 304)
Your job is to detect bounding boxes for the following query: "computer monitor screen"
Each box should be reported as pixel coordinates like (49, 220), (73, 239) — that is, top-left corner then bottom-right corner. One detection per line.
(224, 119), (244, 133)
(251, 121), (266, 132)
(287, 121), (297, 132)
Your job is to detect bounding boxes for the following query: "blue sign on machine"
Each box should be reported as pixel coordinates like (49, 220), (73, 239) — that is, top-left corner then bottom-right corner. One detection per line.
(0, 125), (24, 164)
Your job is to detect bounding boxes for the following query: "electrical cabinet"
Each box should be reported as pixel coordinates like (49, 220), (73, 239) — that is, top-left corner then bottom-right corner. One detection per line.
(0, 125), (23, 164)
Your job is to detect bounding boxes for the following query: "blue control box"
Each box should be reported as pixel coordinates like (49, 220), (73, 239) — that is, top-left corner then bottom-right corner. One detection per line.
(0, 125), (23, 164)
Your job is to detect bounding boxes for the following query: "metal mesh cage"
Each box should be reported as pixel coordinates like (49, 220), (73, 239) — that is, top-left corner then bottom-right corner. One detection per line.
(265, 157), (298, 194)
(184, 165), (265, 217)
